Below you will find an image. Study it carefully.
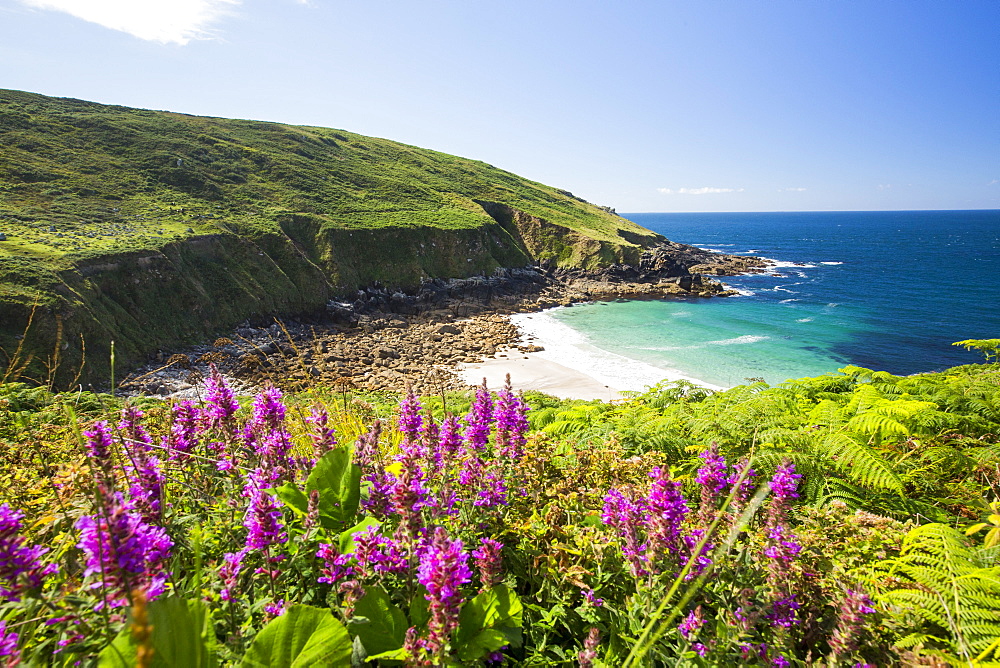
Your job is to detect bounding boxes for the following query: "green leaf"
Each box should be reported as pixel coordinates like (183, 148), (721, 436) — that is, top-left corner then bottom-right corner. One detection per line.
(306, 448), (362, 529)
(240, 604), (352, 668)
(274, 482), (309, 515)
(454, 584), (524, 662)
(339, 517), (381, 554)
(348, 585), (408, 657)
(98, 597), (217, 668)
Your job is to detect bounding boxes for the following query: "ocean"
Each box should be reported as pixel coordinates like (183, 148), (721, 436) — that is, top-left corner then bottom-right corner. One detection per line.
(514, 210), (1000, 390)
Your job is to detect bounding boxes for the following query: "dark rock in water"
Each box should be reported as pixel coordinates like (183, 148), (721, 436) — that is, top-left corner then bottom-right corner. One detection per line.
(0, 233), (6, 241)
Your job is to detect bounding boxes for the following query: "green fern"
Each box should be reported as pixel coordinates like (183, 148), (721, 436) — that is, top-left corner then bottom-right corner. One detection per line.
(869, 523), (1000, 663)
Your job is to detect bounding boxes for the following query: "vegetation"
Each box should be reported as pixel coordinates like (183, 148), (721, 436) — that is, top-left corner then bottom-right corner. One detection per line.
(0, 89), (664, 386)
(0, 351), (998, 666)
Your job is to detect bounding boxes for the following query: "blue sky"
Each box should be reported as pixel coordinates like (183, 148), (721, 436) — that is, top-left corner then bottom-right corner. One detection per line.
(1, 0), (997, 212)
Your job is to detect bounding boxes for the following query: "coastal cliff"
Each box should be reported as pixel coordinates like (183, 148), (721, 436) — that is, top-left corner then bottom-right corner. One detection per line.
(0, 90), (762, 387)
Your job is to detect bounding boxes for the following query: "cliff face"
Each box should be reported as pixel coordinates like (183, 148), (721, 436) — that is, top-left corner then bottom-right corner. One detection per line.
(0, 90), (758, 387)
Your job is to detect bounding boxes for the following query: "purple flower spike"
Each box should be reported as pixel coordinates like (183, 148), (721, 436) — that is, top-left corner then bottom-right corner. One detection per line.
(646, 467), (689, 567)
(464, 380), (493, 454)
(306, 406), (337, 459)
(75, 494), (173, 609)
(678, 607), (704, 639)
(243, 468), (287, 552)
(695, 444), (731, 525)
(0, 504), (56, 601)
(317, 543), (355, 585)
(219, 548), (247, 602)
(416, 527), (472, 662)
(766, 595), (801, 628)
(601, 488), (649, 577)
(578, 627), (600, 668)
(771, 654), (791, 668)
(203, 363), (239, 430)
(472, 538), (503, 590)
(83, 421), (114, 475)
(495, 374), (529, 460)
(165, 400), (199, 461)
(0, 621), (20, 665)
(398, 386), (424, 445)
(353, 527), (408, 577)
(438, 416), (464, 466)
(769, 460), (801, 501)
(830, 589), (877, 657)
(764, 524), (802, 564)
(473, 465), (508, 508)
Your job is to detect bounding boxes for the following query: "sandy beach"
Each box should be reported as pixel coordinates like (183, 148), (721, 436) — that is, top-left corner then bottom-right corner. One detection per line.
(456, 352), (624, 401)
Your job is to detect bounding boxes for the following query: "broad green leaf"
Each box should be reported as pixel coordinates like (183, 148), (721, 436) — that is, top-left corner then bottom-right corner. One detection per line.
(348, 585), (408, 657)
(306, 448), (362, 529)
(240, 604), (351, 668)
(454, 585), (523, 662)
(339, 517), (381, 554)
(98, 597), (217, 668)
(273, 482), (309, 515)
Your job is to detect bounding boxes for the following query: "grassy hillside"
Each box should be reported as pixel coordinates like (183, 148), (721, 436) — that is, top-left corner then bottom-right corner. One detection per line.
(0, 90), (668, 386)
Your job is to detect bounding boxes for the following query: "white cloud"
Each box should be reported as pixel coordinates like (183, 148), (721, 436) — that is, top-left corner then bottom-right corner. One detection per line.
(877, 184), (892, 191)
(989, 179), (999, 186)
(657, 186), (743, 195)
(19, 0), (241, 45)
(778, 187), (807, 192)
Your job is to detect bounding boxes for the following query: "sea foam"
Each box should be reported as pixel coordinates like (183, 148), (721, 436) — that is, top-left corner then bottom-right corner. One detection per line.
(510, 310), (724, 391)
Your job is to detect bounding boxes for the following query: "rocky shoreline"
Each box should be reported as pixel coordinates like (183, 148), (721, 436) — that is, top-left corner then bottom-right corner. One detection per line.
(120, 251), (767, 398)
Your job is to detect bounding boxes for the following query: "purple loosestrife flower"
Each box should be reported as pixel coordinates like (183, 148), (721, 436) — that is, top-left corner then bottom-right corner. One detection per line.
(316, 543), (355, 585)
(306, 405), (337, 460)
(771, 653), (791, 668)
(352, 527), (408, 577)
(354, 420), (382, 469)
(459, 454), (484, 488)
(678, 607), (704, 639)
(495, 374), (529, 460)
(766, 594), (801, 628)
(583, 589), (604, 607)
(0, 504), (56, 601)
(601, 488), (649, 577)
(219, 548), (247, 602)
(769, 460), (801, 502)
(472, 538), (503, 590)
(437, 416), (464, 466)
(695, 444), (731, 526)
(75, 493), (173, 609)
(361, 468), (396, 518)
(164, 400), (199, 462)
(416, 527), (472, 661)
(84, 420), (114, 480)
(398, 386), (424, 446)
(682, 529), (714, 579)
(391, 448), (430, 547)
(474, 465), (508, 508)
(645, 467), (689, 569)
(243, 468), (287, 552)
(464, 380), (493, 454)
(420, 416), (441, 467)
(0, 621), (20, 667)
(264, 599), (287, 617)
(118, 406), (152, 452)
(764, 524), (802, 564)
(203, 364), (240, 432)
(829, 589), (877, 658)
(578, 627), (600, 668)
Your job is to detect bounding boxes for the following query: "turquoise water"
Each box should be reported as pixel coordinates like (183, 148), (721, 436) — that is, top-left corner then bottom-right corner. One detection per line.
(545, 210), (1000, 388)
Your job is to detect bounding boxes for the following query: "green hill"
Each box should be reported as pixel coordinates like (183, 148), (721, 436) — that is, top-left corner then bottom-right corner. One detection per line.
(0, 89), (733, 387)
